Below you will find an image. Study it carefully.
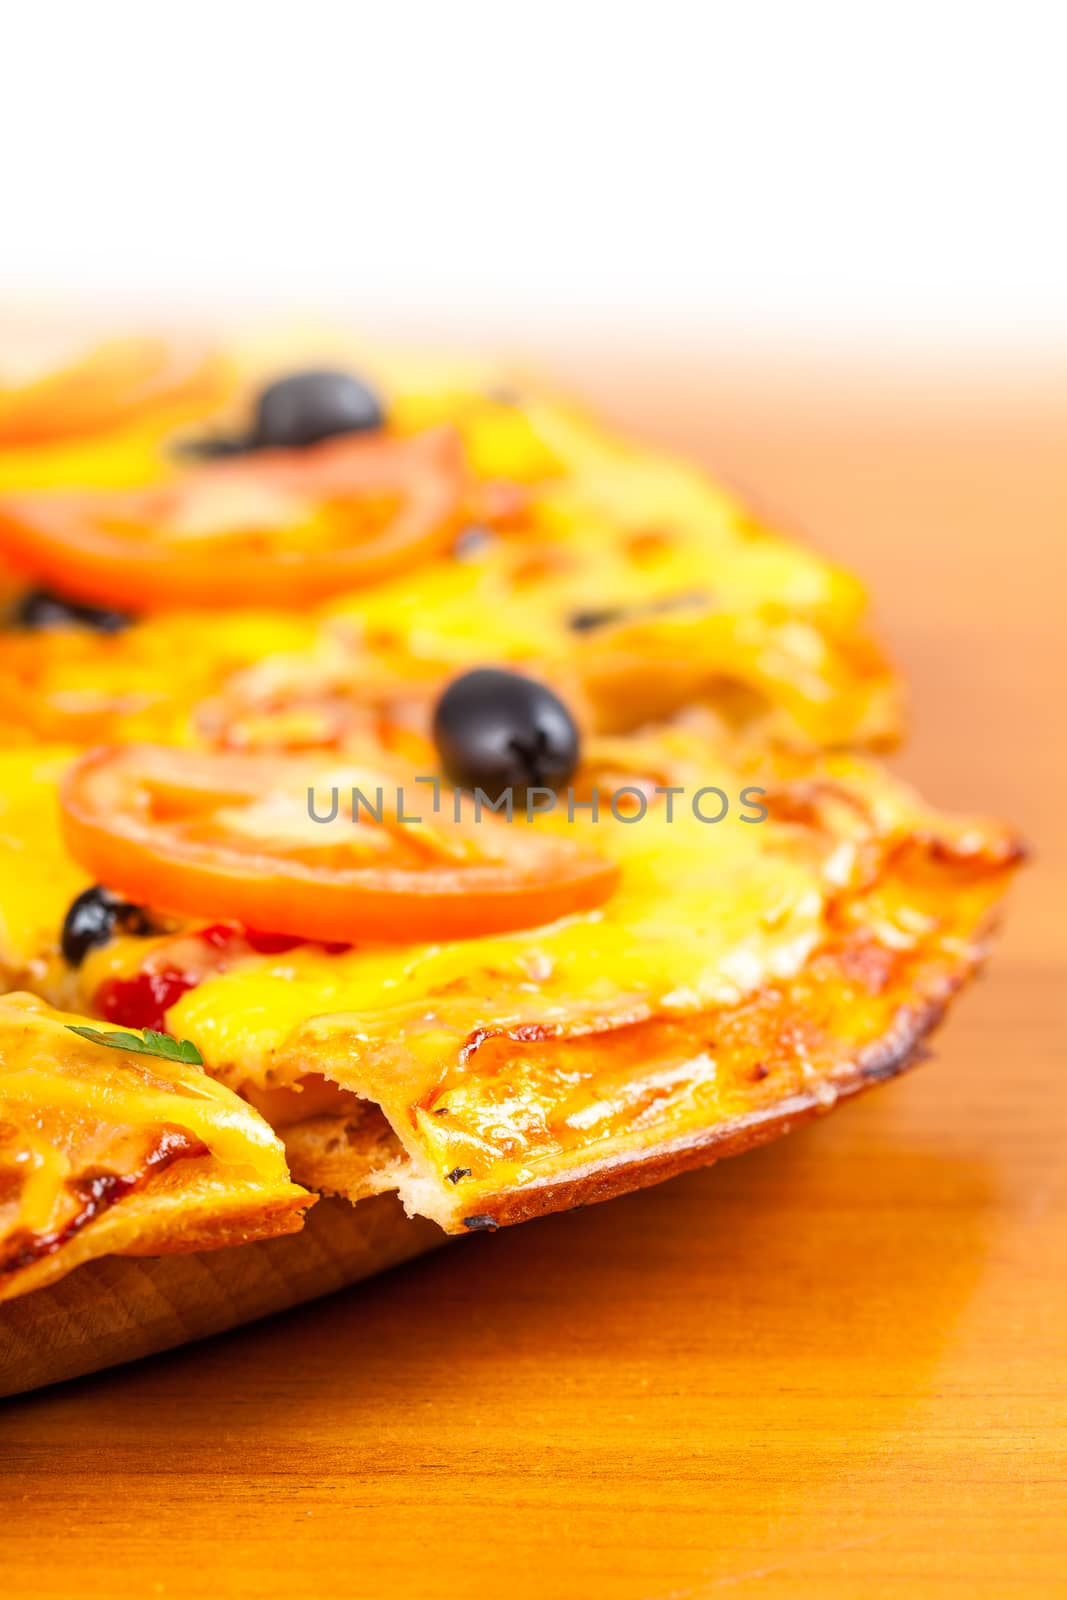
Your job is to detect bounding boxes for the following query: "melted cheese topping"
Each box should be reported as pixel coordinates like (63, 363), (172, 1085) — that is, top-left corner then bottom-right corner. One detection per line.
(0, 749), (88, 985)
(0, 610), (320, 745)
(166, 775), (843, 1090)
(321, 393), (894, 748)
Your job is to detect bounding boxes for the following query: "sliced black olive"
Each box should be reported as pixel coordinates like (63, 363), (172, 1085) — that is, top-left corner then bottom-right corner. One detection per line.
(452, 524), (495, 561)
(432, 667), (580, 805)
(568, 604), (626, 633)
(252, 369), (385, 450)
(11, 589), (134, 635)
(568, 591), (709, 634)
(61, 886), (156, 967)
(173, 432), (255, 460)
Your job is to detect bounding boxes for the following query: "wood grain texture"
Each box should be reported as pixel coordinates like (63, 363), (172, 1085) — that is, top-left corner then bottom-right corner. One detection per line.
(0, 1197), (443, 1398)
(1, 353), (1063, 1600)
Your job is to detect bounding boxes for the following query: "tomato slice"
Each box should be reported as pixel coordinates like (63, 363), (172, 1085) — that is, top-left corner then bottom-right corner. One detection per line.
(0, 335), (223, 446)
(60, 745), (619, 943)
(0, 427), (465, 611)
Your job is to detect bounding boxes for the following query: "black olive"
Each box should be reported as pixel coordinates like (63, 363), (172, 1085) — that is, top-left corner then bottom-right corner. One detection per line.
(61, 886), (156, 967)
(432, 668), (580, 805)
(173, 432), (255, 460)
(252, 369), (385, 450)
(568, 604), (625, 633)
(11, 589), (134, 635)
(568, 591), (709, 634)
(452, 525), (495, 561)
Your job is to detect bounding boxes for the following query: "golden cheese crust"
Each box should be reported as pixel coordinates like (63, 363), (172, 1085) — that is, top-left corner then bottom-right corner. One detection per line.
(437, 863), (1012, 1229)
(0, 993), (311, 1300)
(244, 781), (1020, 1231)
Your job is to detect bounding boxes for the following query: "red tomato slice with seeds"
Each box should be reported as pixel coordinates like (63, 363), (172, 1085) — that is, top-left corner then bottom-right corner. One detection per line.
(0, 335), (222, 445)
(0, 427), (465, 611)
(60, 745), (619, 944)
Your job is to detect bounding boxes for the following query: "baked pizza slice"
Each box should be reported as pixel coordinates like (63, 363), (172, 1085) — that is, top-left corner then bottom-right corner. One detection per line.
(0, 336), (898, 752)
(0, 717), (1019, 1237)
(0, 991), (310, 1301)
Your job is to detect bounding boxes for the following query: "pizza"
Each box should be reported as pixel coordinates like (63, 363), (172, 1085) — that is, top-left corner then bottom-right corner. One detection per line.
(0, 329), (1020, 1307)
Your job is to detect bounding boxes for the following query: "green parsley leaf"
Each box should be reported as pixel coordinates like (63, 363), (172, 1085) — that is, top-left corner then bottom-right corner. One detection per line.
(65, 1024), (204, 1067)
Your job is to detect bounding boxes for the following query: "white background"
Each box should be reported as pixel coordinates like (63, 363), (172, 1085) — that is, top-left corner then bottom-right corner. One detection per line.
(3, 1), (1065, 354)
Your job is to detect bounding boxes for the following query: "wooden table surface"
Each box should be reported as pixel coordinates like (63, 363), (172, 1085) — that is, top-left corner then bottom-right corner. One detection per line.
(2, 353), (1064, 1600)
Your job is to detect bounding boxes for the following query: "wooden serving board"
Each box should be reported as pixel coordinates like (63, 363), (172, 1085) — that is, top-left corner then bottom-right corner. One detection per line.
(0, 1196), (443, 1397)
